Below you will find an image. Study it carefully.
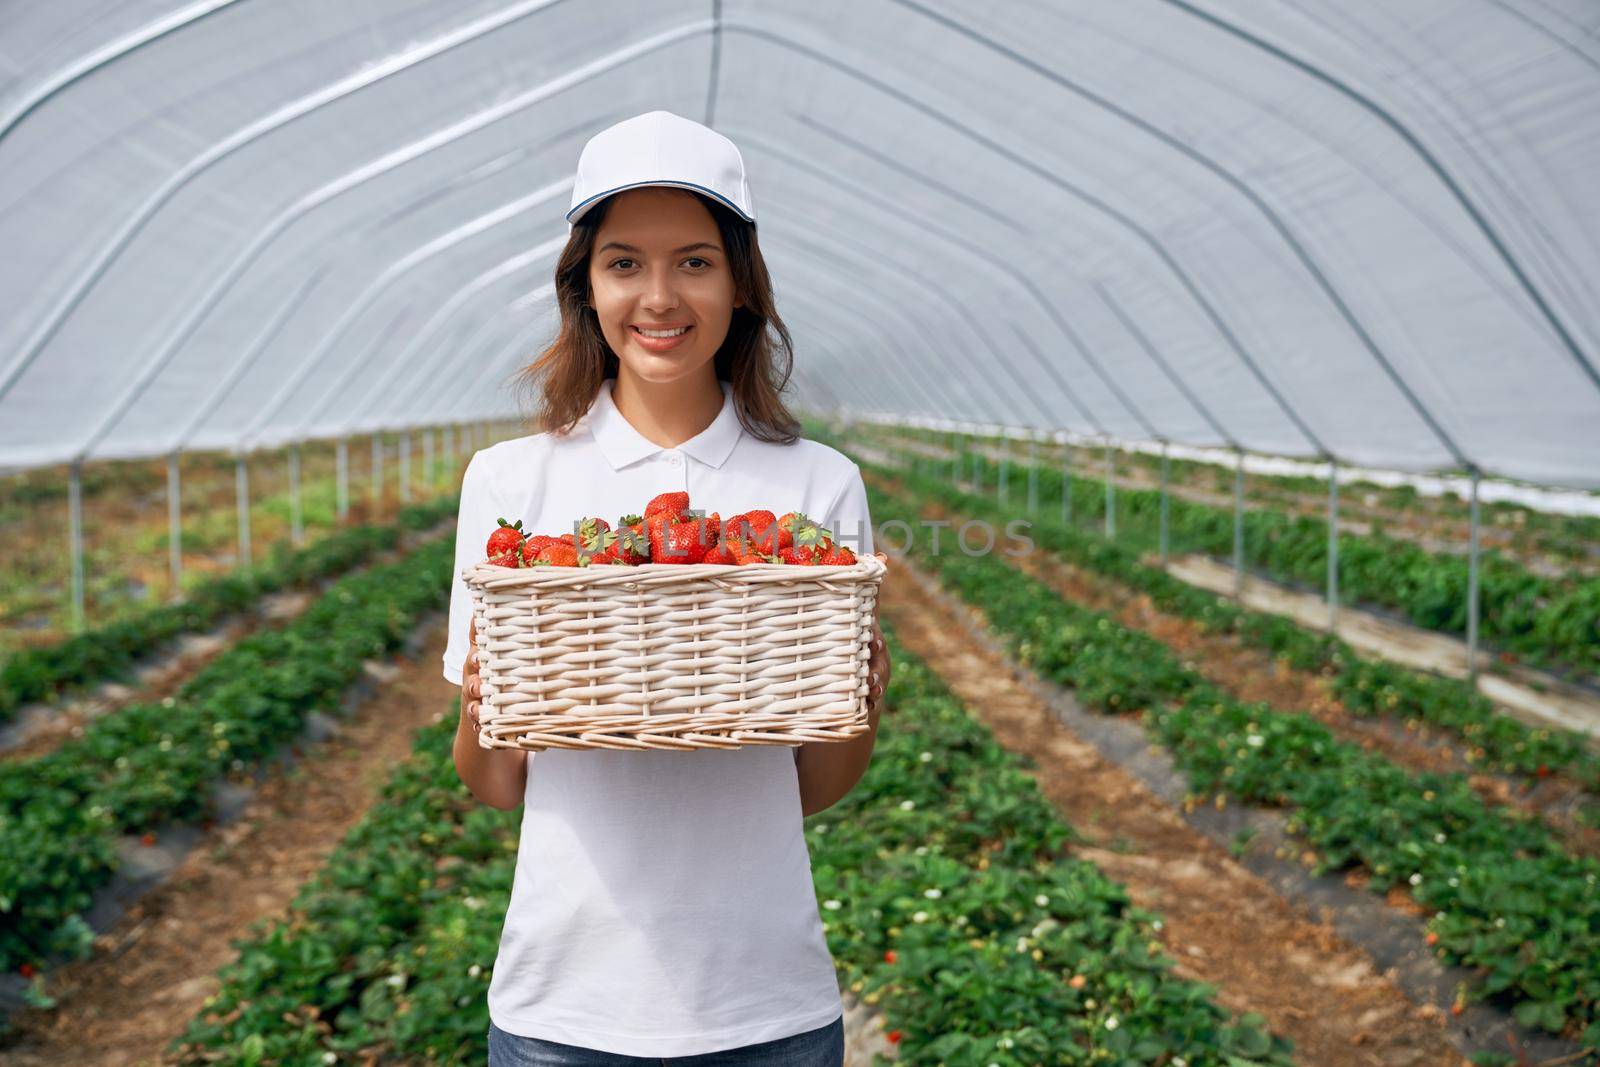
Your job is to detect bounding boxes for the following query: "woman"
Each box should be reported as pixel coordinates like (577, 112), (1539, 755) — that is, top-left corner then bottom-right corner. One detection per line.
(442, 111), (892, 1066)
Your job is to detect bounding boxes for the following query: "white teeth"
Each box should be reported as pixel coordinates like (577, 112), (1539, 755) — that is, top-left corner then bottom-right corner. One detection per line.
(637, 326), (689, 338)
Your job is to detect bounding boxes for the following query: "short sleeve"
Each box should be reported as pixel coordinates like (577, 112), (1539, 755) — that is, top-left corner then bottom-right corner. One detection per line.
(442, 450), (502, 686)
(820, 461), (874, 556)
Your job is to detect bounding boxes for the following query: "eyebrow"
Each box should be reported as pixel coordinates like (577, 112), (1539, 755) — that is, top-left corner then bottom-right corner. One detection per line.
(597, 241), (723, 255)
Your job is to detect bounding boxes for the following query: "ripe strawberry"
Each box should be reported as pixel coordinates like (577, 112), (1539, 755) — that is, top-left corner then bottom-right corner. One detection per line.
(486, 517), (525, 567)
(611, 514), (649, 564)
(646, 512), (677, 561)
(18, 963), (35, 978)
(729, 537), (777, 565)
(778, 511), (831, 553)
(536, 542), (583, 567)
(140, 832), (157, 846)
(883, 949), (897, 964)
(520, 534), (564, 566)
(885, 1030), (902, 1045)
(574, 517), (615, 563)
(659, 512), (720, 564)
(778, 544), (826, 566)
(703, 538), (737, 565)
(818, 544), (857, 565)
(644, 491), (691, 523)
(726, 510), (779, 554)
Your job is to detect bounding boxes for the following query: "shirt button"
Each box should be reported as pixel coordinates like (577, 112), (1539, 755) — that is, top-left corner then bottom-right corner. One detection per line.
(667, 454), (682, 467)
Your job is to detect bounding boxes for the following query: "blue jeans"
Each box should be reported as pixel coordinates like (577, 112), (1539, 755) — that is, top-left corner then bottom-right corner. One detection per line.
(487, 1013), (845, 1067)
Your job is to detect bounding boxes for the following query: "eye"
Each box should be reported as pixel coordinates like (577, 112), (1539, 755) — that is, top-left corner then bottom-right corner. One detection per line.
(684, 256), (711, 269)
(608, 257), (635, 270)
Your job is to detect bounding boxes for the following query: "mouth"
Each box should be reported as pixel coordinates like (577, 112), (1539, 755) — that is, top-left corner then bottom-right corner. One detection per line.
(629, 323), (693, 352)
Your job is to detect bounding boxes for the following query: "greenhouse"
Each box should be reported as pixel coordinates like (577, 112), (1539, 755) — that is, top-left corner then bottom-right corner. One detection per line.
(1, 2), (1597, 1064)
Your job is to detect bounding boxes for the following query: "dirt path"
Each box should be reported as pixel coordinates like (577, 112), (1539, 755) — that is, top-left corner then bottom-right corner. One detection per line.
(876, 552), (1467, 1066)
(882, 478), (1600, 860)
(0, 618), (457, 1067)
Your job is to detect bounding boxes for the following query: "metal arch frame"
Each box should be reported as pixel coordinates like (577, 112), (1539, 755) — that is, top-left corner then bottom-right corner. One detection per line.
(0, 0), (247, 144)
(440, 281), (947, 437)
(748, 167), (1075, 435)
(232, 183), (566, 447)
(15, 6), (1561, 476)
(422, 232), (990, 440)
(765, 216), (1060, 433)
(0, 0), (685, 403)
(15, 9), (1324, 468)
(1158, 0), (1600, 401)
(299, 246), (551, 438)
(397, 302), (557, 432)
(85, 145), (529, 460)
(10, 9), (1419, 474)
(383, 289), (552, 432)
(779, 118), (1201, 443)
(875, 2), (1469, 467)
(1090, 280), (1237, 447)
(773, 246), (1021, 430)
(764, 31), (1337, 461)
(72, 75), (649, 461)
(773, 288), (964, 423)
(735, 129), (1127, 437)
(1004, 324), (1109, 438)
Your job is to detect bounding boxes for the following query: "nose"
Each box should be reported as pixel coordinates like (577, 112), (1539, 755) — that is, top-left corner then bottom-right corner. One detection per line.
(640, 263), (680, 316)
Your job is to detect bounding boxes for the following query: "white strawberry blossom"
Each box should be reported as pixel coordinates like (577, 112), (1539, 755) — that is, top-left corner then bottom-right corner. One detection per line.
(899, 800), (916, 811)
(823, 899), (842, 910)
(924, 888), (942, 899)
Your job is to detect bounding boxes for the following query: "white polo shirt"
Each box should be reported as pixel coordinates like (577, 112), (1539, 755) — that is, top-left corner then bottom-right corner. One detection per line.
(441, 377), (874, 1057)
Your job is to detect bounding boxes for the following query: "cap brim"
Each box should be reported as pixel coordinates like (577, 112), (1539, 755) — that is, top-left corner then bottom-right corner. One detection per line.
(565, 179), (755, 225)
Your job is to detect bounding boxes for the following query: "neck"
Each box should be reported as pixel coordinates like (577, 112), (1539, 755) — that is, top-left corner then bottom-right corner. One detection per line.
(610, 365), (725, 450)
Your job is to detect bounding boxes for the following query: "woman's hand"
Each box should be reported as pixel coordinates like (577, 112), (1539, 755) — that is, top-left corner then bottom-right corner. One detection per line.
(461, 616), (484, 735)
(865, 552), (891, 716)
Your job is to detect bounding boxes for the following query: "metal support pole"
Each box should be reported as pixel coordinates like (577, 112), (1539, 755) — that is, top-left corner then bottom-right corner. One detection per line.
(1027, 434), (1038, 513)
(1467, 469), (1481, 681)
(423, 426), (434, 493)
(998, 436), (1010, 505)
(1159, 443), (1170, 565)
(1327, 459), (1339, 631)
(950, 432), (960, 484)
(972, 438), (983, 495)
(68, 459), (84, 633)
(1061, 440), (1073, 526)
(1103, 439), (1115, 539)
(235, 451), (251, 569)
(370, 432), (383, 511)
(336, 437), (349, 523)
(289, 442), (303, 546)
(167, 450), (183, 602)
(400, 431), (411, 504)
(1233, 449), (1245, 600)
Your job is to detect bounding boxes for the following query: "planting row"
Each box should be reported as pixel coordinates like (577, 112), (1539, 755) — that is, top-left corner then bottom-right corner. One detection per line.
(871, 427), (1600, 679)
(0, 496), (458, 725)
(864, 473), (1600, 1048)
(0, 531), (455, 976)
(865, 454), (1600, 804)
(171, 634), (1292, 1065)
(880, 423), (1600, 573)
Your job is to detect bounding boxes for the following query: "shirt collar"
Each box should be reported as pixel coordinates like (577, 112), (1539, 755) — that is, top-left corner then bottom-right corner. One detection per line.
(585, 377), (743, 471)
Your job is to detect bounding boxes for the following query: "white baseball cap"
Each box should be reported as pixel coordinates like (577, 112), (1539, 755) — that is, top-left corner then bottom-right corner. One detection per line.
(565, 110), (756, 231)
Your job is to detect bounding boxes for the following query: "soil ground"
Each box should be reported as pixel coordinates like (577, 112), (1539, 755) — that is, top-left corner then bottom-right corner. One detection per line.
(874, 550), (1469, 1066)
(0, 617), (455, 1067)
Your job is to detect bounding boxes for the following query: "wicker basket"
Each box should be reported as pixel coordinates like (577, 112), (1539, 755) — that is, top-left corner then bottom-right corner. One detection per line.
(462, 555), (886, 752)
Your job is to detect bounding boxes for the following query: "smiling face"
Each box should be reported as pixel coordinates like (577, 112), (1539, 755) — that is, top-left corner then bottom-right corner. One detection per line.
(587, 186), (744, 385)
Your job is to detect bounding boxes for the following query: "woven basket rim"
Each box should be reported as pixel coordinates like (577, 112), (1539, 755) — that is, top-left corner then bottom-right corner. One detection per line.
(463, 554), (886, 589)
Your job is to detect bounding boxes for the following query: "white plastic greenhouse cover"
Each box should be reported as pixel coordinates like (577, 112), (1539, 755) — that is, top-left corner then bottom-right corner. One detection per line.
(2, 1), (1598, 487)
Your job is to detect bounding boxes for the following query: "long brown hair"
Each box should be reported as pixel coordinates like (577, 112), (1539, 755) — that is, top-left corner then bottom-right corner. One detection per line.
(513, 191), (802, 444)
